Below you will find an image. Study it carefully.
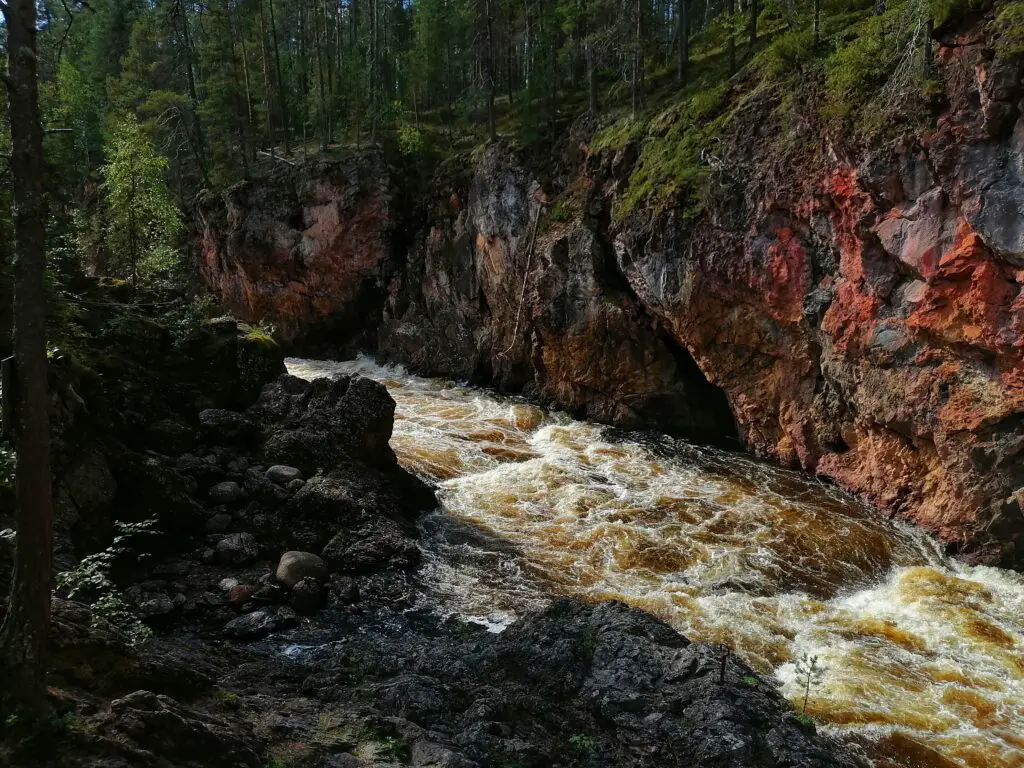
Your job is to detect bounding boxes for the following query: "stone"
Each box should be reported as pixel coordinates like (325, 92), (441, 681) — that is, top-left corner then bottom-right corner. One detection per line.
(286, 478), (305, 492)
(266, 464), (303, 484)
(331, 576), (360, 604)
(206, 513), (233, 532)
(275, 551), (327, 588)
(216, 533), (259, 565)
(198, 409), (258, 444)
(222, 607), (298, 641)
(136, 593), (176, 620)
(106, 690), (261, 766)
(290, 577), (326, 615)
(226, 584), (254, 609)
(209, 480), (245, 504)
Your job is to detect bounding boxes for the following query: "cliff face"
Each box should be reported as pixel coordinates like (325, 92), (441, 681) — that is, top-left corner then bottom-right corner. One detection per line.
(197, 153), (392, 349)
(198, 31), (1023, 567)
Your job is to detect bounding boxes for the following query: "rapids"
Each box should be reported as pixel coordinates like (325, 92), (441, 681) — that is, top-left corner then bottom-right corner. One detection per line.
(287, 356), (1024, 768)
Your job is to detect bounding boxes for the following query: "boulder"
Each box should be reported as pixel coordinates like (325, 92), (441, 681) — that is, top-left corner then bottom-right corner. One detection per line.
(209, 480), (245, 504)
(198, 409), (258, 444)
(275, 550), (328, 588)
(105, 690), (261, 767)
(266, 464), (303, 484)
(216, 533), (259, 565)
(290, 576), (327, 615)
(222, 607), (298, 641)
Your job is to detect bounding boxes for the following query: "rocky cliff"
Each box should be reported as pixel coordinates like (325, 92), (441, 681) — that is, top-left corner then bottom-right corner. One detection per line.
(197, 22), (1023, 567)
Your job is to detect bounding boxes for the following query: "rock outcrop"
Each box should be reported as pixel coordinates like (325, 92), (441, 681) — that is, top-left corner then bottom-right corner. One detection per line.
(197, 152), (393, 348)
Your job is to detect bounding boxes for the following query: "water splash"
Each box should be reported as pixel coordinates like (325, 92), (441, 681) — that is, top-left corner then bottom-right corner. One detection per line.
(287, 356), (1024, 768)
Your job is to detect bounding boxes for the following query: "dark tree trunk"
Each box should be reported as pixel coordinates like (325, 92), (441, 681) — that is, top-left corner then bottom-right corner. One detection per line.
(0, 0), (55, 720)
(677, 0), (689, 86)
(267, 0), (290, 153)
(748, 0), (758, 47)
(727, 0), (736, 74)
(813, 0), (820, 46)
(484, 0), (497, 141)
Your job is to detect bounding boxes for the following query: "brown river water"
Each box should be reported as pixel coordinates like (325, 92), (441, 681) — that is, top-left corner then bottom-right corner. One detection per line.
(288, 357), (1024, 768)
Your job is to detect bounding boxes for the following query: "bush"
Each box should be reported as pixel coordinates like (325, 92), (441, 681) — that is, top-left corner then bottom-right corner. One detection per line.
(398, 124), (425, 155)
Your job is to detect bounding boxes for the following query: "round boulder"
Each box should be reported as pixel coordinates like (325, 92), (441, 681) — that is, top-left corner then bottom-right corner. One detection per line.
(209, 481), (245, 505)
(290, 577), (326, 615)
(266, 465), (303, 485)
(275, 550), (328, 588)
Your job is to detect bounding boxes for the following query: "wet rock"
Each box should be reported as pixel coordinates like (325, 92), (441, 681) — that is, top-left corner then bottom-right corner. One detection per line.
(321, 517), (421, 573)
(267, 464), (303, 484)
(251, 583), (287, 605)
(225, 584), (254, 609)
(209, 480), (245, 504)
(206, 512), (233, 532)
(286, 478), (305, 492)
(198, 409), (258, 444)
(290, 576), (326, 615)
(106, 690), (261, 767)
(216, 533), (259, 564)
(222, 606), (298, 641)
(331, 576), (361, 604)
(136, 593), (176, 620)
(253, 375), (402, 475)
(146, 419), (195, 455)
(276, 550), (328, 588)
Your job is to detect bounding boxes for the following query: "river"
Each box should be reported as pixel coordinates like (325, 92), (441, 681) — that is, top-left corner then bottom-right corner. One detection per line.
(288, 356), (1024, 768)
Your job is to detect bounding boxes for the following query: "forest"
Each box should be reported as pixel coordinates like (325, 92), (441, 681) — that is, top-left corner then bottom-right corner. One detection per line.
(1, 0), (1023, 765)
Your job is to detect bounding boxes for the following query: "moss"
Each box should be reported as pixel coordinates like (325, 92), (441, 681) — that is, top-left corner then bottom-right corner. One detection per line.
(993, 2), (1024, 58)
(613, 82), (732, 221)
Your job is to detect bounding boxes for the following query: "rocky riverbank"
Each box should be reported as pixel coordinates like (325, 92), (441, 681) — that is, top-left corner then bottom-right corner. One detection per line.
(0, 299), (867, 768)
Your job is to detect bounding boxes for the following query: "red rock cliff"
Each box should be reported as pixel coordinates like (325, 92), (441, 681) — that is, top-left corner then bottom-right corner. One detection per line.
(198, 28), (1023, 568)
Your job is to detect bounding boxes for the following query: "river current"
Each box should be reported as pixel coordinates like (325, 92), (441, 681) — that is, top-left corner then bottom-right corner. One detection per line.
(288, 356), (1024, 768)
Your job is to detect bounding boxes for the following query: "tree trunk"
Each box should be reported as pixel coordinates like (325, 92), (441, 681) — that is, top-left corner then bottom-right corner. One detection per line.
(631, 0), (642, 118)
(268, 0), (290, 153)
(748, 0), (758, 47)
(484, 0), (497, 141)
(257, 0), (277, 148)
(677, 0), (689, 86)
(0, 0), (55, 720)
(924, 18), (934, 76)
(727, 0), (736, 74)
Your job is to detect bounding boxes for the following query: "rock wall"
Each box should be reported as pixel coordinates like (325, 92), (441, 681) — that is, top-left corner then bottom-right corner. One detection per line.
(197, 153), (393, 349)
(197, 31), (1023, 567)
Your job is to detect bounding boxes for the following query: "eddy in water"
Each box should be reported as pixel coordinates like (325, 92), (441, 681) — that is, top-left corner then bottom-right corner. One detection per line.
(289, 356), (1024, 768)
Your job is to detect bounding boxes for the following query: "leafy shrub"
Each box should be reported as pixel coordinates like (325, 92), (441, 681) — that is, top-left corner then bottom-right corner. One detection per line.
(56, 518), (158, 646)
(398, 125), (425, 155)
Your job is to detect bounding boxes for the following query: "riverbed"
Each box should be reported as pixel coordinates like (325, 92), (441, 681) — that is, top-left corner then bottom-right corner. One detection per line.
(288, 356), (1024, 768)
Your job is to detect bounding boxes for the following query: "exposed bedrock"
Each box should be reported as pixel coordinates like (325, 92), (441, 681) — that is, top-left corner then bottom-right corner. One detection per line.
(198, 37), (1023, 567)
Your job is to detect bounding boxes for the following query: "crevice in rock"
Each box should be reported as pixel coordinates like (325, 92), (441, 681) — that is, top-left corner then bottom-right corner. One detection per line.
(661, 331), (742, 448)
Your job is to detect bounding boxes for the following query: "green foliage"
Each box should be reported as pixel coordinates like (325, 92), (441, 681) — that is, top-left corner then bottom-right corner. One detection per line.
(794, 652), (827, 713)
(56, 518), (159, 647)
(244, 321), (277, 346)
(609, 81), (731, 220)
(742, 675), (760, 686)
(378, 735), (409, 761)
(823, 18), (889, 120)
(101, 112), (183, 283)
(794, 712), (816, 732)
(398, 125), (426, 155)
(754, 27), (817, 82)
(569, 733), (595, 752)
(993, 2), (1024, 58)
